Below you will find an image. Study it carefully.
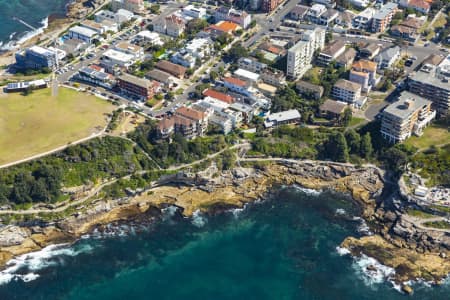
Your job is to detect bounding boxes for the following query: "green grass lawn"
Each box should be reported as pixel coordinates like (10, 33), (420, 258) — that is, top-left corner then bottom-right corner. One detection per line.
(407, 209), (436, 219)
(0, 87), (114, 165)
(423, 220), (450, 230)
(404, 125), (450, 150)
(349, 117), (366, 127)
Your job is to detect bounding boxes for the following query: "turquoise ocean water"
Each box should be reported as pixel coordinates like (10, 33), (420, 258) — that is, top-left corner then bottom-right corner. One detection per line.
(0, 186), (450, 299)
(0, 0), (68, 49)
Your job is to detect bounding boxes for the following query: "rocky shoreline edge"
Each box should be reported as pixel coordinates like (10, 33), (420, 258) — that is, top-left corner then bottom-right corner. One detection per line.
(0, 159), (449, 292)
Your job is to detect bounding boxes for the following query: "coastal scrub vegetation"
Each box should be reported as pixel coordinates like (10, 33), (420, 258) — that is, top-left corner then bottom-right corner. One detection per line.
(0, 137), (153, 206)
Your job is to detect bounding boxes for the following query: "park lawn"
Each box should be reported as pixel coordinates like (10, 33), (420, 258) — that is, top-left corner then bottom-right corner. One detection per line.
(0, 87), (115, 165)
(349, 116), (366, 127)
(404, 125), (450, 150)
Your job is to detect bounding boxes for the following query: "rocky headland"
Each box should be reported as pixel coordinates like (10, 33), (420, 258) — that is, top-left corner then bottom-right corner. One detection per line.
(0, 159), (449, 290)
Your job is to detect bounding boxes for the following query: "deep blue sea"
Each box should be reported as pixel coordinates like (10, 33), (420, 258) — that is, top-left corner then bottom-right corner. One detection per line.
(0, 0), (68, 49)
(0, 186), (449, 299)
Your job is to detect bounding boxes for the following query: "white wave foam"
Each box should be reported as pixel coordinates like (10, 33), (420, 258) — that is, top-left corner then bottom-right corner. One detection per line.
(1, 17), (48, 51)
(9, 32), (17, 40)
(0, 242), (93, 285)
(336, 246), (351, 256)
(161, 205), (179, 221)
(191, 210), (207, 228)
(352, 254), (395, 287)
(292, 185), (322, 196)
(335, 208), (347, 215)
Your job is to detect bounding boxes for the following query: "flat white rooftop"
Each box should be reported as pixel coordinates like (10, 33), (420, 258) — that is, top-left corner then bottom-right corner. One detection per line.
(69, 25), (98, 38)
(234, 68), (260, 82)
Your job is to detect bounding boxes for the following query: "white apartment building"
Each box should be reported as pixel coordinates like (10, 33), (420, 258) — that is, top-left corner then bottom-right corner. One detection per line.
(68, 26), (98, 44)
(286, 28), (325, 79)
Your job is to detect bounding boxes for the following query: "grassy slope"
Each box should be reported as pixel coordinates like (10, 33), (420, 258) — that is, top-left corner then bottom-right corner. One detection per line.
(405, 125), (450, 150)
(0, 87), (114, 165)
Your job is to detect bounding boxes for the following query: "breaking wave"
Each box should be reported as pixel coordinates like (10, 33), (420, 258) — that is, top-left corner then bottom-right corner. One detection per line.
(0, 17), (48, 51)
(191, 210), (207, 228)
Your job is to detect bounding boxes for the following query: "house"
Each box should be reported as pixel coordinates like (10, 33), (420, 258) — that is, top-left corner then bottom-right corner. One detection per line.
(306, 4), (327, 24)
(371, 2), (398, 33)
(203, 89), (235, 104)
(405, 0), (431, 14)
(118, 73), (159, 99)
(80, 20), (106, 34)
(181, 5), (206, 19)
(209, 113), (233, 134)
(296, 80), (324, 100)
(313, 0), (336, 8)
(114, 41), (144, 59)
(360, 43), (381, 59)
(111, 0), (144, 14)
(260, 68), (286, 87)
(317, 40), (347, 66)
(229, 102), (255, 123)
(76, 65), (115, 89)
(58, 38), (87, 56)
(68, 26), (98, 44)
(319, 9), (339, 27)
(264, 109), (301, 128)
(332, 79), (364, 107)
(349, 59), (379, 92)
(237, 57), (267, 73)
(208, 21), (240, 37)
(134, 31), (163, 46)
(100, 49), (135, 73)
(381, 91), (436, 143)
(197, 97), (230, 112)
(319, 99), (348, 121)
(154, 14), (186, 37)
(336, 48), (357, 69)
(214, 7), (251, 29)
(234, 68), (260, 84)
(257, 83), (278, 96)
(223, 76), (252, 95)
(95, 9), (133, 25)
(336, 11), (356, 28)
(171, 38), (213, 68)
(352, 7), (376, 30)
(5, 79), (47, 93)
(390, 16), (426, 42)
(349, 0), (371, 8)
(145, 69), (175, 86)
(288, 5), (309, 21)
(155, 60), (186, 79)
(375, 46), (400, 69)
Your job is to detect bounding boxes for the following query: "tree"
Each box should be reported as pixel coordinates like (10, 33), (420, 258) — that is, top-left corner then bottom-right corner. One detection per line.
(149, 4), (160, 14)
(210, 70), (218, 82)
(227, 43), (248, 61)
(360, 133), (373, 159)
(345, 129), (361, 154)
(325, 132), (349, 162)
(186, 18), (208, 36)
(381, 147), (408, 173)
(342, 107), (353, 127)
(325, 31), (333, 43)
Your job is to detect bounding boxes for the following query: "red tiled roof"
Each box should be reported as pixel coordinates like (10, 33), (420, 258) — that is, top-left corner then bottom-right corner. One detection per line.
(203, 89), (234, 104)
(224, 76), (247, 87)
(408, 0), (430, 10)
(176, 106), (205, 121)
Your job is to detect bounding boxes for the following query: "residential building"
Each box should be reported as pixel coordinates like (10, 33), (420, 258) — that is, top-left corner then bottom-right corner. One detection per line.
(359, 43), (381, 59)
(260, 68), (286, 87)
(111, 0), (144, 14)
(262, 0), (279, 13)
(95, 9), (133, 25)
(175, 106), (209, 137)
(237, 57), (267, 73)
(15, 46), (59, 70)
(118, 73), (159, 99)
(296, 80), (324, 100)
(318, 99), (348, 121)
(181, 5), (206, 19)
(5, 79), (47, 93)
(319, 9), (339, 27)
(208, 21), (240, 37)
(390, 15), (426, 42)
(234, 68), (260, 84)
(286, 28), (325, 79)
(371, 2), (398, 33)
(375, 46), (400, 69)
(336, 10), (355, 28)
(100, 49), (135, 73)
(145, 69), (175, 87)
(313, 0), (336, 8)
(158, 107), (210, 139)
(155, 60), (186, 79)
(154, 14), (186, 37)
(76, 65), (115, 89)
(134, 31), (163, 46)
(214, 7), (251, 29)
(288, 5), (309, 21)
(349, 0), (371, 8)
(332, 79), (363, 106)
(408, 59), (450, 116)
(336, 48), (357, 69)
(306, 4), (327, 24)
(223, 76), (252, 95)
(80, 20), (106, 34)
(114, 41), (144, 59)
(317, 40), (346, 66)
(229, 102), (255, 123)
(197, 97), (230, 112)
(405, 0), (430, 14)
(68, 25), (98, 43)
(58, 38), (87, 56)
(264, 109), (301, 128)
(100, 20), (119, 33)
(203, 89), (234, 104)
(352, 7), (376, 30)
(210, 113), (233, 134)
(171, 38), (213, 68)
(349, 59), (379, 92)
(381, 91), (436, 143)
(257, 83), (277, 96)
